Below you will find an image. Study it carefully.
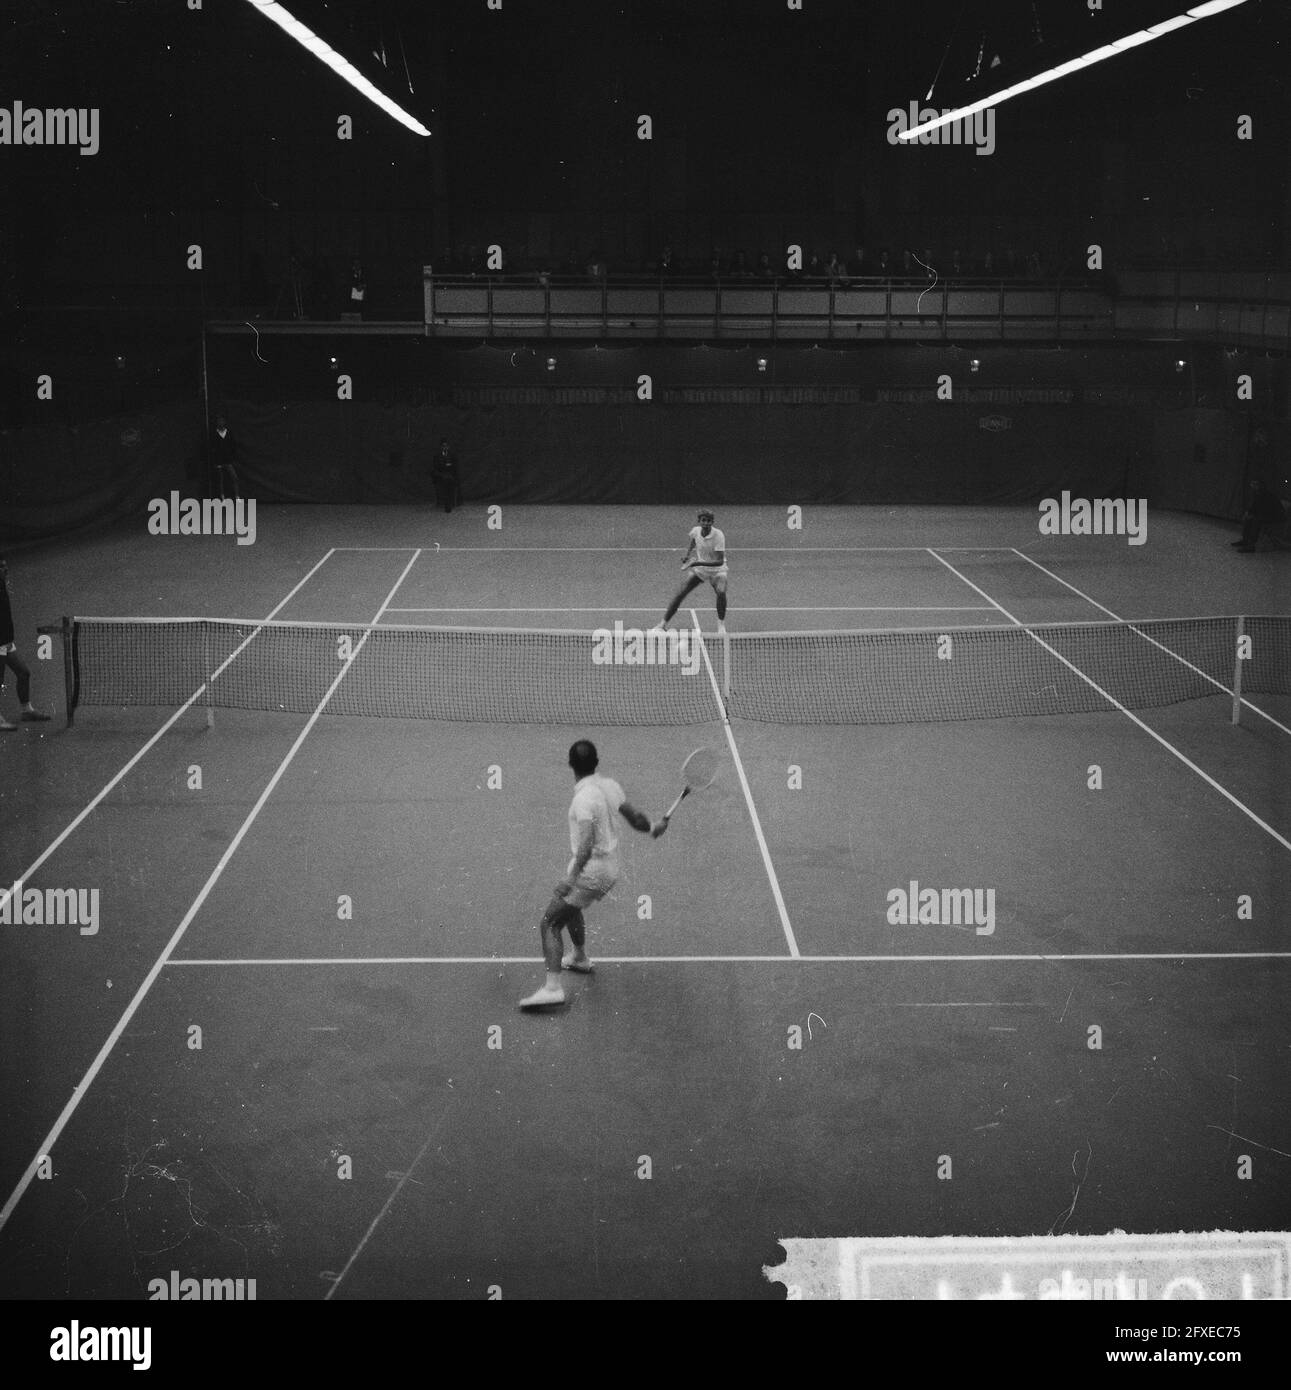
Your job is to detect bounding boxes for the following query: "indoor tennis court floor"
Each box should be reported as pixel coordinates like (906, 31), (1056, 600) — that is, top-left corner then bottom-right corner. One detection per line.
(1, 506), (1287, 1298)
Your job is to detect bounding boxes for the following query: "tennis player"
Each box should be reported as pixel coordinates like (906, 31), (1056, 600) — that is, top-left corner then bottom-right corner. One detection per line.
(520, 739), (666, 1010)
(659, 509), (728, 629)
(0, 555), (50, 731)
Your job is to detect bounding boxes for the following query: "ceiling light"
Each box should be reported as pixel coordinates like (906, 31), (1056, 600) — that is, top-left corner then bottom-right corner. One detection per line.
(244, 1), (431, 137)
(897, 1), (1248, 143)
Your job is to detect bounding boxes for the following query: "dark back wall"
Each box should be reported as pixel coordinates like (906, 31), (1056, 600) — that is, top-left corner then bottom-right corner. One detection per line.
(3, 338), (1285, 544)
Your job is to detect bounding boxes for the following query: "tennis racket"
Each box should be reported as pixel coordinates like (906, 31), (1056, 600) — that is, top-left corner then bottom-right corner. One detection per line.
(657, 747), (719, 831)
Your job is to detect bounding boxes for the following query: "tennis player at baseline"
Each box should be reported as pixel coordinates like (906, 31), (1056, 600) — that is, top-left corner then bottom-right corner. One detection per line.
(520, 739), (667, 1010)
(659, 508), (728, 629)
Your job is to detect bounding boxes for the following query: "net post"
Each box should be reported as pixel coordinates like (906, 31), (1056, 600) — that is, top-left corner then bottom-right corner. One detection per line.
(202, 621), (215, 729)
(38, 619), (76, 727)
(722, 626), (731, 704)
(63, 617), (75, 727)
(1231, 615), (1245, 725)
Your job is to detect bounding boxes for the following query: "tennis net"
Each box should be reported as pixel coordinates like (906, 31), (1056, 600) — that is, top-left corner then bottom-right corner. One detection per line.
(51, 614), (1291, 727)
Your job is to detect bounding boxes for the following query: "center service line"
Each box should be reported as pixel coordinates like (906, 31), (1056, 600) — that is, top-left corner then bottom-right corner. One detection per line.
(690, 609), (800, 958)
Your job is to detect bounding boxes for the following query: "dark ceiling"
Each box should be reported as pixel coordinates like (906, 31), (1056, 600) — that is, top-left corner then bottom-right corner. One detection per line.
(0, 0), (1285, 300)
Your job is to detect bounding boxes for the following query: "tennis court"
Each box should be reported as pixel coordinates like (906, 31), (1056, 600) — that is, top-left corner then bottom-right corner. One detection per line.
(1, 504), (1288, 1300)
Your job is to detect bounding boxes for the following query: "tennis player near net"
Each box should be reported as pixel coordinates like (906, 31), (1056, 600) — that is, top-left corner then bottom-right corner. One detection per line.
(520, 739), (667, 1010)
(658, 508), (728, 630)
(0, 555), (50, 731)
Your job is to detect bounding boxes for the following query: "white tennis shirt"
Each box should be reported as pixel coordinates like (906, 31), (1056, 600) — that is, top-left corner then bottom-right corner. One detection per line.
(690, 526), (726, 565)
(568, 775), (626, 859)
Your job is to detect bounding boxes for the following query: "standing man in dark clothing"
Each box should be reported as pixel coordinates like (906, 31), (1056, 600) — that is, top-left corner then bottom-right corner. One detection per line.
(431, 438), (461, 513)
(211, 413), (242, 501)
(1231, 478), (1286, 552)
(0, 555), (50, 730)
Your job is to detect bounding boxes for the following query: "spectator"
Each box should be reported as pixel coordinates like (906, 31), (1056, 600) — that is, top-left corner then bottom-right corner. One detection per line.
(852, 245), (868, 277)
(657, 244), (675, 276)
(273, 240), (307, 318)
(901, 248), (915, 277)
(950, 248), (964, 277)
(1026, 249), (1044, 279)
(585, 250), (607, 281)
(431, 438), (461, 514)
(981, 249), (995, 275)
(210, 413), (242, 502)
(824, 251), (847, 285)
(1231, 478), (1286, 552)
(806, 252), (825, 279)
(347, 259), (366, 317)
(876, 247), (892, 275)
(728, 250), (752, 279)
(708, 250), (723, 281)
(756, 251), (775, 279)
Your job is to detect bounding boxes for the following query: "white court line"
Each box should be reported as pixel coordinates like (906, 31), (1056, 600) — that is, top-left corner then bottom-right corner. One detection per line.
(1011, 549), (1291, 738)
(797, 952), (1291, 962)
(384, 606), (997, 614)
(927, 549), (1291, 854)
(0, 551), (424, 1234)
(168, 955), (797, 966)
(691, 609), (799, 958)
(335, 546), (1024, 553)
(164, 951), (1291, 965)
(5, 549), (339, 895)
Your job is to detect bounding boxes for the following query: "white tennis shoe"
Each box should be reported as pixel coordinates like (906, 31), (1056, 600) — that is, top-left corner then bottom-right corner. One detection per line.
(519, 984), (566, 1008)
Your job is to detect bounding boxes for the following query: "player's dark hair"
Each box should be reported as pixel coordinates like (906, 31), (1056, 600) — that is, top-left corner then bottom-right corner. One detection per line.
(569, 739), (598, 776)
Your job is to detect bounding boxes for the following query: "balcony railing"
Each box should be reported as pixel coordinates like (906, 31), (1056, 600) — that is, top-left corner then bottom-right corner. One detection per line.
(420, 270), (1291, 347)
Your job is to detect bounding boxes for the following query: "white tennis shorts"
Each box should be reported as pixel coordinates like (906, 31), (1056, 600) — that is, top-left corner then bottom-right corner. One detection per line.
(562, 856), (620, 908)
(693, 564), (728, 587)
